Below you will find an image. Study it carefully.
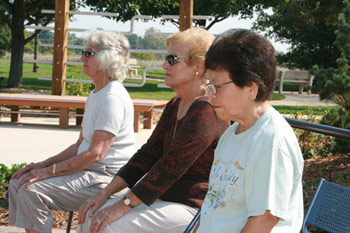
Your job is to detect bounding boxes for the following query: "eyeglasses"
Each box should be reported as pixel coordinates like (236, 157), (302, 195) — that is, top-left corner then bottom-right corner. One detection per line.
(165, 54), (185, 66)
(204, 81), (234, 95)
(81, 50), (96, 58)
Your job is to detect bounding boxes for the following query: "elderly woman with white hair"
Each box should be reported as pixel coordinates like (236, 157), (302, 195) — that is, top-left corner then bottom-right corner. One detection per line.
(8, 29), (136, 233)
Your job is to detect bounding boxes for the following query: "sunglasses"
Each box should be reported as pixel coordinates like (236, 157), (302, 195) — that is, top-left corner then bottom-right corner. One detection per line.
(81, 50), (96, 58)
(204, 81), (234, 95)
(165, 54), (185, 66)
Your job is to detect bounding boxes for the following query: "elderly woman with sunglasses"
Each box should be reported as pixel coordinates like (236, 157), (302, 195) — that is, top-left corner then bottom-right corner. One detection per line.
(8, 29), (136, 233)
(194, 29), (304, 233)
(77, 27), (230, 233)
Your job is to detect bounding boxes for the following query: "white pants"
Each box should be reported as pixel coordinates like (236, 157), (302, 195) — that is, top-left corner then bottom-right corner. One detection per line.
(9, 165), (117, 233)
(77, 193), (198, 233)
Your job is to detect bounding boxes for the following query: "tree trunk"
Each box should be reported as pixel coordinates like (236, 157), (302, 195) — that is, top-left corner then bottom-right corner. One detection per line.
(7, 0), (25, 88)
(33, 34), (38, 73)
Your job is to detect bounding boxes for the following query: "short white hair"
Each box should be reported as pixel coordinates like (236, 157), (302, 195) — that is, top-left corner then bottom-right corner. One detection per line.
(83, 29), (130, 81)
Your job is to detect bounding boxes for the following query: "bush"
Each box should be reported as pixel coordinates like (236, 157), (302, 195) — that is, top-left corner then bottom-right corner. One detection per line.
(0, 163), (27, 196)
(0, 163), (27, 208)
(320, 108), (350, 153)
(65, 66), (93, 96)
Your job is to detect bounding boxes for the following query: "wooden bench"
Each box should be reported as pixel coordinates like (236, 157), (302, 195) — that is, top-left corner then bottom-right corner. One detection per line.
(0, 93), (167, 132)
(276, 69), (314, 94)
(132, 99), (167, 132)
(128, 58), (141, 79)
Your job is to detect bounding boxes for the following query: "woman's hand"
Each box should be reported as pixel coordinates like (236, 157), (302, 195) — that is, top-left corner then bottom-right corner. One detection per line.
(11, 163), (38, 179)
(16, 166), (52, 189)
(89, 200), (130, 233)
(78, 190), (109, 225)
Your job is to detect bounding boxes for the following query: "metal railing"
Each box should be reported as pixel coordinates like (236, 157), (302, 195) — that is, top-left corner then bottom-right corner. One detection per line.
(285, 118), (350, 139)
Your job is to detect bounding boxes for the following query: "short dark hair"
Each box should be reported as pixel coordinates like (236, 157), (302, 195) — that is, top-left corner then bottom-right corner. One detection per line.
(205, 29), (276, 101)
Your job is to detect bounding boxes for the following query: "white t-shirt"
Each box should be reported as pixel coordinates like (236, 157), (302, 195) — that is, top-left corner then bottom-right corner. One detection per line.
(78, 81), (136, 168)
(198, 107), (304, 233)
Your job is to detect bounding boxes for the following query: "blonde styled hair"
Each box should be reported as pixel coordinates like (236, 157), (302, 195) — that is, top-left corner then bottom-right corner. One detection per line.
(83, 29), (130, 81)
(166, 27), (214, 66)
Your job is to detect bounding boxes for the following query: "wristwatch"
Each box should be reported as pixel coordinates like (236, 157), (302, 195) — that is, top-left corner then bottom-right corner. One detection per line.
(123, 196), (135, 208)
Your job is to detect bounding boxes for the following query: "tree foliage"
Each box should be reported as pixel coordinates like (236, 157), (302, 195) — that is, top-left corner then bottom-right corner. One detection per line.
(253, 0), (344, 69)
(311, 0), (350, 110)
(0, 0), (82, 87)
(0, 22), (11, 58)
(82, 0), (260, 30)
(310, 0), (350, 153)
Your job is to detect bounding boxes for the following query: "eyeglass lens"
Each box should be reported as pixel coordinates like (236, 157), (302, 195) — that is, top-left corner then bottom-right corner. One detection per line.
(166, 54), (177, 66)
(82, 50), (96, 57)
(204, 83), (217, 94)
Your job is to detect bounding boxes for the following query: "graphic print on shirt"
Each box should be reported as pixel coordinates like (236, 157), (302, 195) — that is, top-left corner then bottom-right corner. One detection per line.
(206, 159), (243, 209)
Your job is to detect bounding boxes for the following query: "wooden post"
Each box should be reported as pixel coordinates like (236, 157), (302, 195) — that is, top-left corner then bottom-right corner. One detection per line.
(52, 0), (69, 95)
(179, 0), (193, 31)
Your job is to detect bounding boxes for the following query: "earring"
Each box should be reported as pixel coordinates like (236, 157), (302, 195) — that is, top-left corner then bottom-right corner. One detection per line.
(195, 71), (199, 76)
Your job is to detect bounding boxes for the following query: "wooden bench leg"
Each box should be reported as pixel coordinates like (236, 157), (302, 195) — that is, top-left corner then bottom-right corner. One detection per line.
(10, 105), (20, 122)
(59, 108), (69, 128)
(76, 108), (84, 126)
(134, 110), (140, 133)
(143, 110), (153, 129)
(299, 84), (307, 94)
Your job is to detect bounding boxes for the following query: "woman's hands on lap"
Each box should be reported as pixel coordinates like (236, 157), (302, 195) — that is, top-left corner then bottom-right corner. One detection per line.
(11, 163), (39, 179)
(78, 190), (109, 224)
(89, 201), (130, 233)
(12, 163), (52, 189)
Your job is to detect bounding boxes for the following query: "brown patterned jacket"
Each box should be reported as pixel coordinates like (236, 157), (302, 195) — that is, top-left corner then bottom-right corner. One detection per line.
(117, 96), (230, 208)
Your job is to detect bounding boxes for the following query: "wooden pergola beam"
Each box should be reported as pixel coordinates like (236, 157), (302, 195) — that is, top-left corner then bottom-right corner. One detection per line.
(179, 0), (193, 31)
(52, 0), (69, 95)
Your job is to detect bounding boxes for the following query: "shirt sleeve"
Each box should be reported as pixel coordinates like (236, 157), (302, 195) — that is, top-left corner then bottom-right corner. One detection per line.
(245, 144), (294, 220)
(94, 94), (125, 136)
(119, 99), (221, 206)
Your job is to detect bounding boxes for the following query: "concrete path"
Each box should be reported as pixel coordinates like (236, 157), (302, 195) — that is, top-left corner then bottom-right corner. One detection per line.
(270, 92), (337, 106)
(0, 92), (338, 232)
(0, 118), (153, 167)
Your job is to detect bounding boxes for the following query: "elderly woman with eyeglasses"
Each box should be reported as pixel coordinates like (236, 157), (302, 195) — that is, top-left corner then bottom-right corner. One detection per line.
(77, 27), (230, 233)
(194, 29), (304, 233)
(8, 29), (136, 233)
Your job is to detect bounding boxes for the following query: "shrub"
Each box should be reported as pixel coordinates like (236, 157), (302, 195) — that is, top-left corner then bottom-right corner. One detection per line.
(320, 108), (350, 153)
(0, 163), (27, 199)
(310, 1), (350, 154)
(65, 66), (93, 96)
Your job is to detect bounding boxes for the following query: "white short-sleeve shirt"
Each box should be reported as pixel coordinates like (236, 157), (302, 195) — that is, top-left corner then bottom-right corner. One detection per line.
(198, 107), (304, 233)
(78, 81), (136, 168)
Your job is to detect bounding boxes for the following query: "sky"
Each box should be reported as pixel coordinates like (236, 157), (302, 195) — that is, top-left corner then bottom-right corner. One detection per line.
(63, 8), (290, 53)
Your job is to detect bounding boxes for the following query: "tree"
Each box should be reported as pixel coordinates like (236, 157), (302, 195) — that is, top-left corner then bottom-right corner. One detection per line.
(0, 0), (82, 87)
(83, 0), (260, 30)
(253, 0), (344, 69)
(311, 0), (350, 153)
(312, 0), (350, 110)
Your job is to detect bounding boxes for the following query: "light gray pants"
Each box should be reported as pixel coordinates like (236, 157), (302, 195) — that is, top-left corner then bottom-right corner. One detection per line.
(77, 195), (198, 233)
(9, 165), (118, 233)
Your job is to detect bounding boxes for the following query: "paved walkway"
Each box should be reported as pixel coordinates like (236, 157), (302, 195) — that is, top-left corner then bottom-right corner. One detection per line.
(270, 92), (336, 106)
(0, 92), (337, 232)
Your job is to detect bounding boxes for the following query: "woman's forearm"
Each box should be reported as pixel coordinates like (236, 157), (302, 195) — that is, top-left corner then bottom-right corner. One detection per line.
(103, 175), (129, 197)
(34, 130), (83, 169)
(36, 142), (80, 168)
(240, 211), (279, 233)
(51, 130), (116, 177)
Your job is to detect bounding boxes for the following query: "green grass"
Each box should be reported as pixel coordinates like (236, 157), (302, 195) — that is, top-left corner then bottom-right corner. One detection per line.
(1, 61), (340, 115)
(273, 105), (341, 115)
(0, 60), (295, 102)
